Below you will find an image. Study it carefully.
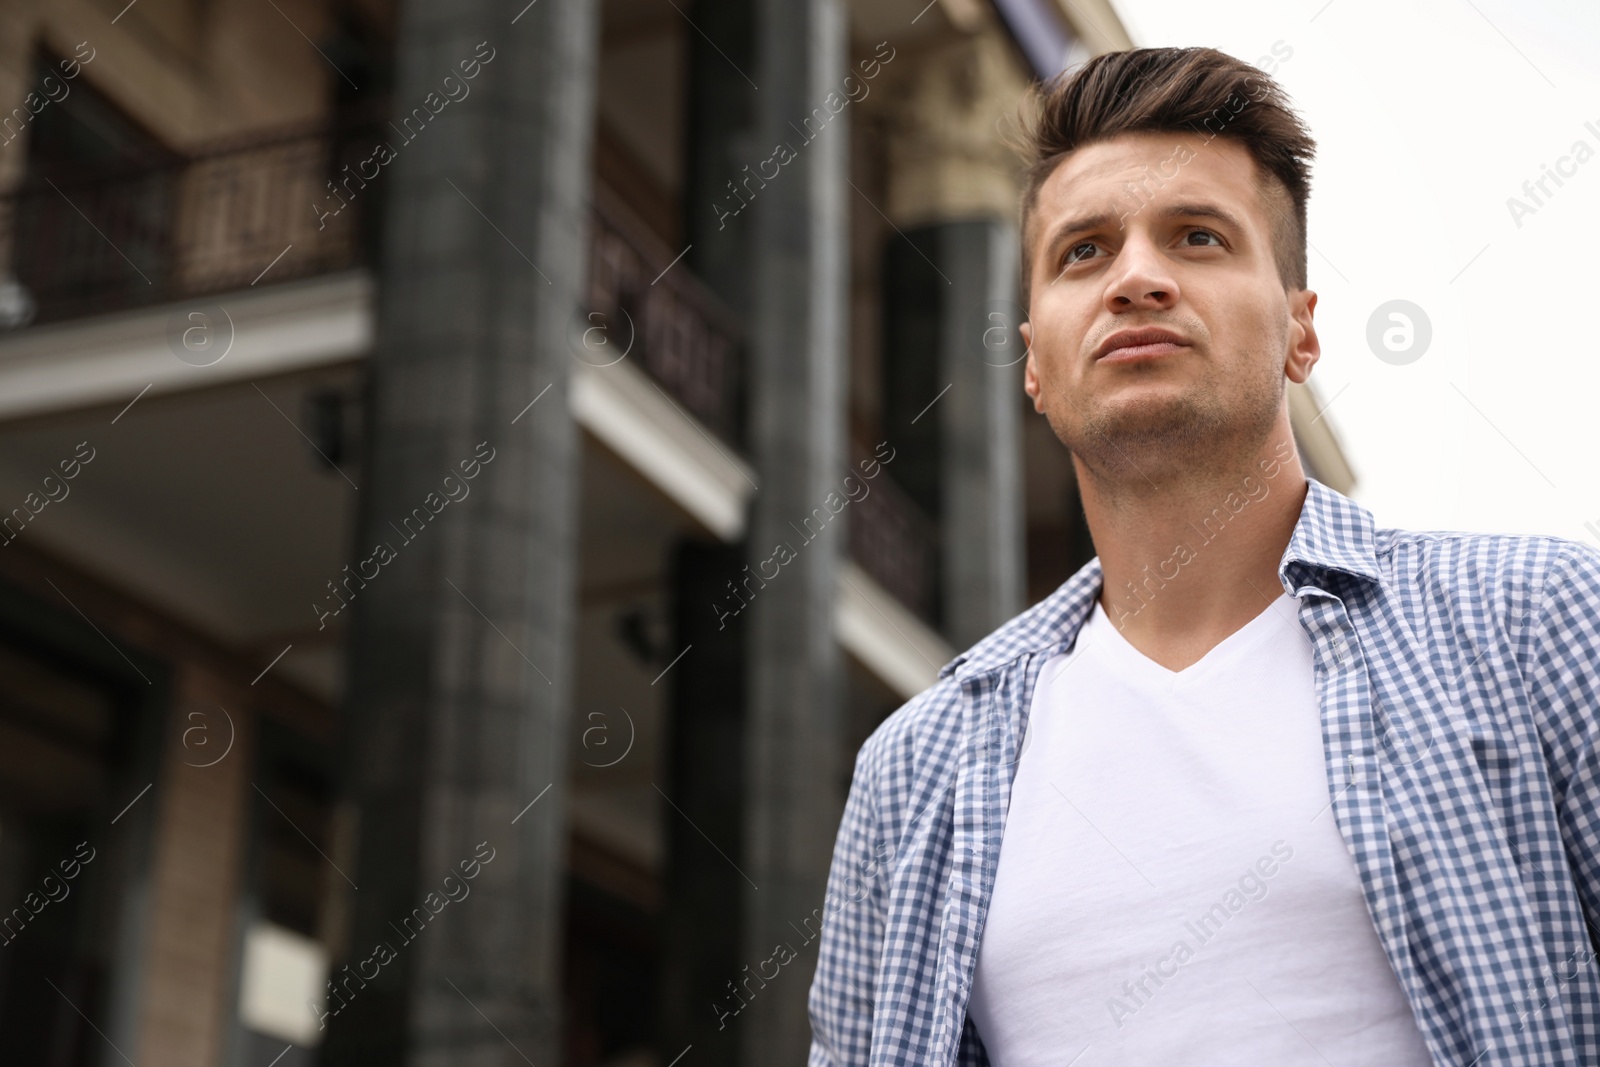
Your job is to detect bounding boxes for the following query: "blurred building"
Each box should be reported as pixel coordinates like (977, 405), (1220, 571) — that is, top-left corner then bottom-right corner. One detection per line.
(0, 0), (1353, 1064)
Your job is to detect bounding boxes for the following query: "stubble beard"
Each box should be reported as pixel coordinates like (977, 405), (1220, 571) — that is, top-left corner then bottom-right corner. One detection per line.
(1044, 348), (1285, 491)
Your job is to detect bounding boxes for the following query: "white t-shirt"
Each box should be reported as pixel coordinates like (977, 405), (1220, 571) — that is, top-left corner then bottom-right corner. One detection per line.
(966, 592), (1435, 1066)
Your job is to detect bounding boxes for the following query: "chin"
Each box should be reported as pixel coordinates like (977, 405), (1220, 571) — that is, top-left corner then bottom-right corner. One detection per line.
(1067, 395), (1230, 459)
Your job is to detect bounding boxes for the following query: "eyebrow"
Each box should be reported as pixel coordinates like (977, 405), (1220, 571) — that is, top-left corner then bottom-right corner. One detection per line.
(1040, 201), (1247, 263)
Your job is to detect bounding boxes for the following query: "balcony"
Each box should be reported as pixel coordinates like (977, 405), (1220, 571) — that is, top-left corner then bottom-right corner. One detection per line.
(0, 122), (942, 629)
(585, 181), (746, 450)
(848, 442), (939, 626)
(0, 126), (372, 326)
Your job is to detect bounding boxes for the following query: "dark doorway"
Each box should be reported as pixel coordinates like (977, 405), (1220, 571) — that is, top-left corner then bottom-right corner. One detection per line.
(0, 592), (161, 1066)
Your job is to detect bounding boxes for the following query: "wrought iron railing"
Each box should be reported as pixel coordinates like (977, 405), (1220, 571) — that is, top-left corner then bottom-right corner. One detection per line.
(0, 123), (944, 623)
(585, 182), (745, 448)
(0, 125), (375, 324)
(847, 443), (939, 627)
(0, 122), (749, 446)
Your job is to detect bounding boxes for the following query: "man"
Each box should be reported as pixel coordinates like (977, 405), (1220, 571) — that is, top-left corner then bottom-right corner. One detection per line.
(807, 45), (1600, 1066)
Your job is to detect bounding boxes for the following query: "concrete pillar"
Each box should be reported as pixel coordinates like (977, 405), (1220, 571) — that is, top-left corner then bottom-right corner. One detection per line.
(658, 540), (746, 1067)
(741, 0), (849, 1060)
(682, 0), (757, 317)
(937, 220), (1025, 647)
(878, 31), (1030, 644)
(323, 0), (597, 1063)
(881, 220), (1025, 646)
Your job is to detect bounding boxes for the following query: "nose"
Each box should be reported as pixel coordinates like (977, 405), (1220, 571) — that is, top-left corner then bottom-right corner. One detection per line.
(1103, 234), (1179, 313)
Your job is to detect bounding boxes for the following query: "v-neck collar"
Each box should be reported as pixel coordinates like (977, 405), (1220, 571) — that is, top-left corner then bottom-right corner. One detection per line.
(936, 478), (1383, 687)
(1083, 589), (1295, 689)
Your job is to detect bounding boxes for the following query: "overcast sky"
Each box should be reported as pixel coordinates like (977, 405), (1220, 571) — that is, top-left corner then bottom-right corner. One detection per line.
(1102, 0), (1600, 543)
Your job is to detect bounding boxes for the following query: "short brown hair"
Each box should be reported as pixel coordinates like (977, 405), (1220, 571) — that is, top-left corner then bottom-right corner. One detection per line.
(1016, 47), (1317, 301)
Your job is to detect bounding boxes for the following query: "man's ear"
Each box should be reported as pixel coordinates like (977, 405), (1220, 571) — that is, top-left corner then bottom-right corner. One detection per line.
(1285, 289), (1320, 384)
(1021, 321), (1043, 413)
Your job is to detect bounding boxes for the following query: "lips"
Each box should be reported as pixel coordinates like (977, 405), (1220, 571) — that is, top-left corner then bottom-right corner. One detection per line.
(1094, 327), (1190, 362)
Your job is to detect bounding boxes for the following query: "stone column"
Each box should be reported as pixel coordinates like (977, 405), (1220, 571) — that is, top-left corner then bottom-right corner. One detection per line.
(682, 0), (758, 317)
(938, 219), (1025, 647)
(880, 220), (1025, 645)
(658, 541), (746, 1067)
(665, 6), (755, 1066)
(323, 0), (597, 1063)
(741, 0), (850, 1060)
(880, 31), (1030, 646)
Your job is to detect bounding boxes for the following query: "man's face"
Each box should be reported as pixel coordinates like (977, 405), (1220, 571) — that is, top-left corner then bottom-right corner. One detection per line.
(1020, 131), (1318, 482)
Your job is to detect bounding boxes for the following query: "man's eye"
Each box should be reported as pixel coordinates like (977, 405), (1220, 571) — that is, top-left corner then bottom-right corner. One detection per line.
(1064, 241), (1098, 265)
(1186, 228), (1222, 246)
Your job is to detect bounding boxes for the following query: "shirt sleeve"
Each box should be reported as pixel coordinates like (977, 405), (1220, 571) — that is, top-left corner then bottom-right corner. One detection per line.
(808, 741), (889, 1066)
(1525, 539), (1600, 945)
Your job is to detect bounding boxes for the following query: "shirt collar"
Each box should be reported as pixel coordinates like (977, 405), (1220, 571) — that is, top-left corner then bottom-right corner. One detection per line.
(1278, 476), (1382, 590)
(937, 477), (1382, 684)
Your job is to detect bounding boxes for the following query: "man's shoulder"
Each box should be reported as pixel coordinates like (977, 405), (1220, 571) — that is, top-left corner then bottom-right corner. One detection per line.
(1364, 524), (1600, 663)
(1372, 522), (1600, 607)
(855, 568), (1096, 783)
(852, 675), (964, 799)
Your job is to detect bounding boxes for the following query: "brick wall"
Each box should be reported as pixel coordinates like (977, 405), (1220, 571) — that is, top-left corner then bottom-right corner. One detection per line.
(134, 663), (254, 1067)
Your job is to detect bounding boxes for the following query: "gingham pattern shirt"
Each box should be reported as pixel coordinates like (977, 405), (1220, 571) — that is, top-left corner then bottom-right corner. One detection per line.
(807, 478), (1600, 1067)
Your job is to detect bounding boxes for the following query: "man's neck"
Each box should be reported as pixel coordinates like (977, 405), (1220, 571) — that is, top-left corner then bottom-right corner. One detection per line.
(1076, 421), (1309, 672)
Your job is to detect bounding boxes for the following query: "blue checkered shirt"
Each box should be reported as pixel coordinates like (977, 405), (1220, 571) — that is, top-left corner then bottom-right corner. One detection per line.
(807, 478), (1600, 1066)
